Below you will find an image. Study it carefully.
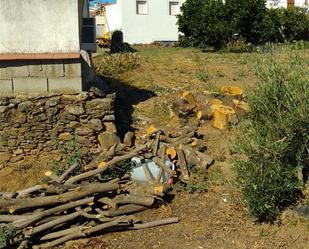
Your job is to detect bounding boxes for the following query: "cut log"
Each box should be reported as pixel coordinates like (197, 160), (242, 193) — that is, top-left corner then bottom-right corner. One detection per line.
(100, 204), (148, 218)
(176, 148), (190, 181)
(12, 197), (95, 229)
(152, 157), (177, 177)
(129, 217), (179, 230)
(64, 145), (147, 185)
(17, 185), (47, 198)
(0, 183), (117, 213)
(44, 171), (61, 184)
(59, 163), (79, 182)
(180, 145), (213, 170)
(166, 147), (177, 160)
(182, 91), (196, 105)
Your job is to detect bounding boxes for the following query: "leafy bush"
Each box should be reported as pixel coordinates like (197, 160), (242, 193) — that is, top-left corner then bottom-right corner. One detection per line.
(233, 48), (309, 221)
(178, 0), (309, 49)
(94, 53), (141, 76)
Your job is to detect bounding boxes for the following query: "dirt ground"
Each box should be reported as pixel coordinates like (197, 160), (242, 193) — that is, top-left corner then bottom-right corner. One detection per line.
(1, 46), (309, 248)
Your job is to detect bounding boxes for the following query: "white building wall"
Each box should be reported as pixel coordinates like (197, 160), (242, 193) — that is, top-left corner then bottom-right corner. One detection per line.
(267, 0), (308, 8)
(0, 0), (80, 54)
(106, 3), (123, 32)
(106, 0), (185, 44)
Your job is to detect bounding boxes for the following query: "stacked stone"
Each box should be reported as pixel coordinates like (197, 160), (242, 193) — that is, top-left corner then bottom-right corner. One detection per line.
(0, 92), (117, 166)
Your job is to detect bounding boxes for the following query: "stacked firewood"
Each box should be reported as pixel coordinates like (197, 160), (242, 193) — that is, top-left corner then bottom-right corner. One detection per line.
(0, 125), (213, 249)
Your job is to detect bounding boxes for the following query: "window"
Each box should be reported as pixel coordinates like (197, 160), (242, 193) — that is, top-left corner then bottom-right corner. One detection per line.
(136, 1), (148, 15)
(169, 1), (180, 16)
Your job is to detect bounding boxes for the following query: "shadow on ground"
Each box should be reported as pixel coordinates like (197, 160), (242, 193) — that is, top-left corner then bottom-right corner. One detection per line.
(102, 76), (155, 138)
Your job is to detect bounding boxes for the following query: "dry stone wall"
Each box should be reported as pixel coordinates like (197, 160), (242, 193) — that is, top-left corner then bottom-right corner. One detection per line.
(0, 92), (117, 166)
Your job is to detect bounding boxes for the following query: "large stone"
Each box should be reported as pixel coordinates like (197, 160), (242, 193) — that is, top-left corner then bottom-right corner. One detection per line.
(18, 101), (32, 112)
(11, 110), (27, 124)
(0, 106), (10, 113)
(85, 98), (113, 112)
(58, 132), (72, 141)
(103, 122), (117, 134)
(76, 136), (93, 148)
(0, 151), (11, 162)
(46, 97), (60, 107)
(98, 132), (120, 151)
(76, 127), (93, 136)
(87, 119), (103, 131)
(66, 104), (85, 115)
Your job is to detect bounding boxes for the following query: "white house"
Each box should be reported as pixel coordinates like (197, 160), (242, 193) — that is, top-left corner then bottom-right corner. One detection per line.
(105, 0), (186, 44)
(266, 0), (308, 8)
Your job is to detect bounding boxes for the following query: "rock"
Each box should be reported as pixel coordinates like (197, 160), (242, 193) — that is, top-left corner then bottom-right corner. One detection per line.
(46, 108), (58, 117)
(76, 127), (93, 136)
(14, 148), (24, 155)
(10, 155), (24, 163)
(8, 139), (17, 147)
(46, 97), (60, 107)
(18, 101), (32, 112)
(11, 110), (27, 124)
(0, 106), (10, 113)
(69, 121), (80, 129)
(87, 119), (103, 131)
(85, 98), (113, 112)
(98, 132), (120, 151)
(66, 104), (85, 115)
(76, 136), (93, 147)
(123, 131), (135, 147)
(0, 151), (11, 162)
(59, 132), (72, 141)
(102, 115), (115, 122)
(103, 122), (117, 133)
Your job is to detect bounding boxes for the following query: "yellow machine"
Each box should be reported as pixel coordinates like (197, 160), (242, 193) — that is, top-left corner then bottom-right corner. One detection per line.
(95, 4), (111, 48)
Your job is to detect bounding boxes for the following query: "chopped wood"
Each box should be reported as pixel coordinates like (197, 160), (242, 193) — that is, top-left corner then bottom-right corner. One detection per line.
(128, 217), (179, 230)
(152, 157), (177, 177)
(176, 148), (190, 181)
(59, 163), (79, 182)
(182, 91), (196, 105)
(17, 185), (47, 198)
(166, 147), (177, 160)
(64, 145), (147, 185)
(40, 226), (85, 241)
(0, 183), (117, 213)
(100, 204), (148, 218)
(44, 171), (62, 184)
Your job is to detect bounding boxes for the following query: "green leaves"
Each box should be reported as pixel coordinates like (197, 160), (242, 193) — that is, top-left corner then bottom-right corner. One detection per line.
(233, 49), (308, 222)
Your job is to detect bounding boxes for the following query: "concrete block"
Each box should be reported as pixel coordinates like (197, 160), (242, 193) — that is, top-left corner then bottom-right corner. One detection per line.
(13, 78), (48, 93)
(64, 62), (81, 77)
(0, 79), (13, 93)
(0, 61), (29, 78)
(29, 61), (64, 78)
(48, 77), (82, 93)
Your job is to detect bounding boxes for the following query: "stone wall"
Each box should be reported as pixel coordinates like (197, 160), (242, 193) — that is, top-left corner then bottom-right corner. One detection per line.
(0, 92), (117, 166)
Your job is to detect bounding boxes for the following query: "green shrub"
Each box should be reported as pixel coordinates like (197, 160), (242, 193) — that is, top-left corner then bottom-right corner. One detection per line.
(233, 48), (309, 221)
(177, 0), (309, 49)
(94, 53), (141, 76)
(178, 0), (233, 49)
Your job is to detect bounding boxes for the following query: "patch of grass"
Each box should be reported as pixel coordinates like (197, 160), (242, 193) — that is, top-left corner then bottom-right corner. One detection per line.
(0, 225), (16, 248)
(94, 53), (141, 77)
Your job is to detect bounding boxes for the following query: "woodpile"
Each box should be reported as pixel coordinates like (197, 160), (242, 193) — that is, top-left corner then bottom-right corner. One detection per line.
(0, 123), (214, 248)
(172, 86), (248, 130)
